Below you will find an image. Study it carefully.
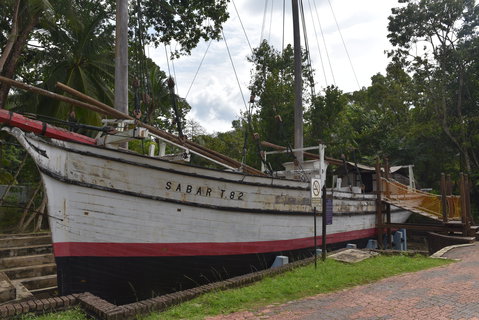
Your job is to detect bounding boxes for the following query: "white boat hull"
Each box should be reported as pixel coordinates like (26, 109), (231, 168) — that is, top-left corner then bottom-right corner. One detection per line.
(7, 128), (411, 303)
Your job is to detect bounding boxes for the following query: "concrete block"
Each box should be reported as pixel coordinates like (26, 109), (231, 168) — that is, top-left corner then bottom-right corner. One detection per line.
(346, 243), (357, 249)
(393, 229), (407, 251)
(271, 256), (289, 268)
(366, 239), (378, 249)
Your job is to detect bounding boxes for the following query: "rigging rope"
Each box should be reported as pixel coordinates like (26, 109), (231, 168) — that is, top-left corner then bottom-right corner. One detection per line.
(299, 0), (316, 98)
(232, 0), (253, 54)
(222, 30), (248, 112)
(307, 0), (328, 87)
(163, 44), (184, 138)
(169, 45), (180, 97)
(327, 0), (361, 90)
(260, 0), (269, 44)
(185, 39), (212, 100)
(282, 0), (286, 52)
(164, 45), (172, 78)
(312, 0), (336, 86)
(268, 0), (274, 44)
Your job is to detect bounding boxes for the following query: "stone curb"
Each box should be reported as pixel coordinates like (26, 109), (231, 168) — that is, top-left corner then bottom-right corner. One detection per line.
(430, 243), (475, 260)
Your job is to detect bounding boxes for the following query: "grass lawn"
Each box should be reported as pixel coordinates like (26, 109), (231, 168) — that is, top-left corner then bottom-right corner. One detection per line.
(17, 255), (452, 320)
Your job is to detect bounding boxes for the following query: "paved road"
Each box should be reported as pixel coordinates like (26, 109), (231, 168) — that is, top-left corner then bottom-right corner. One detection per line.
(207, 244), (479, 320)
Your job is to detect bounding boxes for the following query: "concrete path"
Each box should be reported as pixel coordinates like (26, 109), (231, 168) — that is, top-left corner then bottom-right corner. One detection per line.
(207, 244), (479, 320)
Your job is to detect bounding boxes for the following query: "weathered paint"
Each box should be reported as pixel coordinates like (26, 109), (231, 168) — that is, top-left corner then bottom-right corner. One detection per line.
(7, 127), (411, 248)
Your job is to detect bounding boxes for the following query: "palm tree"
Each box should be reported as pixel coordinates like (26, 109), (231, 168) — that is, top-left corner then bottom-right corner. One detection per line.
(33, 3), (115, 126)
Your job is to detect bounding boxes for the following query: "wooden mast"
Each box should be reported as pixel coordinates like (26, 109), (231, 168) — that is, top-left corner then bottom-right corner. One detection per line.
(292, 0), (303, 163)
(115, 0), (129, 120)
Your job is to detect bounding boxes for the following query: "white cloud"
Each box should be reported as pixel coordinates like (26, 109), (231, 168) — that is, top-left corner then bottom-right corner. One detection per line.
(149, 0), (400, 134)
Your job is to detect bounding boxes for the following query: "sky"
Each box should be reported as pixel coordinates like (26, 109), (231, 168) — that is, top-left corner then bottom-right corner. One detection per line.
(148, 0), (401, 134)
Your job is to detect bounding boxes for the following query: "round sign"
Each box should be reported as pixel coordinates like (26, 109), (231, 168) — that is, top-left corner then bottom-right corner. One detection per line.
(312, 180), (321, 197)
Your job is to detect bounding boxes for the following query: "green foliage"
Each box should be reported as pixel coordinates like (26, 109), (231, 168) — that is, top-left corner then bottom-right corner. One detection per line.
(247, 41), (315, 170)
(306, 85), (355, 158)
(386, 0), (479, 201)
(24, 1), (115, 127)
(132, 0), (230, 57)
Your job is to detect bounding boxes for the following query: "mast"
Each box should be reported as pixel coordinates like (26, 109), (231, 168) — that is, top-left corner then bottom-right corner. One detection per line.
(291, 0), (303, 163)
(115, 0), (129, 116)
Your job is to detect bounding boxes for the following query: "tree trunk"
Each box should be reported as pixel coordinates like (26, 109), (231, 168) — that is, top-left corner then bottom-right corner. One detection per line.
(0, 13), (39, 108)
(0, 0), (21, 73)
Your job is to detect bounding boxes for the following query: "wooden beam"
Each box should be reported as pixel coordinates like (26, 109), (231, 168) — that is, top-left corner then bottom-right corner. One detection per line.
(377, 223), (464, 232)
(56, 82), (265, 176)
(0, 76), (108, 115)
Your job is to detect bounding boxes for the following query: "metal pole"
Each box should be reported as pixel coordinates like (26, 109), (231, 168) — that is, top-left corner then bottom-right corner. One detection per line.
(291, 0), (303, 163)
(314, 206), (317, 268)
(115, 0), (129, 116)
(322, 185), (327, 261)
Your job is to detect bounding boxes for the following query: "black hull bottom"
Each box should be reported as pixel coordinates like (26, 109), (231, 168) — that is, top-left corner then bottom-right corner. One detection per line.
(56, 239), (369, 304)
(57, 248), (316, 304)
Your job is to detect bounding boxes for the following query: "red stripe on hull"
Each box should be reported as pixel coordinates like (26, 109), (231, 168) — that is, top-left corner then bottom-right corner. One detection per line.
(53, 228), (377, 257)
(0, 110), (96, 145)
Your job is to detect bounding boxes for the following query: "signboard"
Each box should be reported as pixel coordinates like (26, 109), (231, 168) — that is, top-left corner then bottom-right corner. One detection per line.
(310, 178), (322, 207)
(325, 198), (333, 225)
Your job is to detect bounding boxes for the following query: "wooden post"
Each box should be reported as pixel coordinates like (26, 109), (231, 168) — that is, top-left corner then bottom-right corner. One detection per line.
(386, 203), (391, 249)
(384, 158), (391, 248)
(384, 158), (390, 198)
(459, 173), (468, 236)
(375, 158), (383, 249)
(465, 174), (474, 228)
(446, 174), (452, 195)
(440, 173), (448, 222)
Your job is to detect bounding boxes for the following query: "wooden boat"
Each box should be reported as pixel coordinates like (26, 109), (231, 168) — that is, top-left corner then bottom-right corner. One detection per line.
(1, 120), (411, 304)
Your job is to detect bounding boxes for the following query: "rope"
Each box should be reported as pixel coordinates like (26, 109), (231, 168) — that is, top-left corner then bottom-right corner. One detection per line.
(299, 0), (316, 98)
(232, 0), (253, 54)
(327, 0), (360, 90)
(222, 30), (248, 112)
(169, 45), (180, 97)
(268, 0), (274, 44)
(307, 0), (328, 87)
(260, 0), (269, 44)
(282, 0), (286, 52)
(312, 0), (336, 86)
(167, 77), (184, 138)
(164, 44), (172, 77)
(185, 39), (212, 100)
